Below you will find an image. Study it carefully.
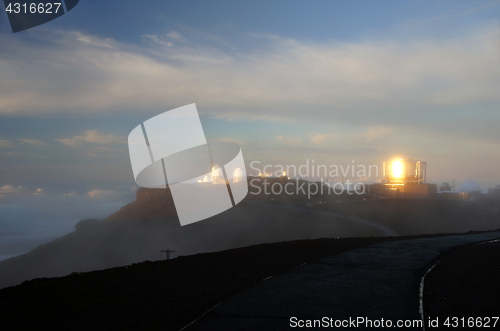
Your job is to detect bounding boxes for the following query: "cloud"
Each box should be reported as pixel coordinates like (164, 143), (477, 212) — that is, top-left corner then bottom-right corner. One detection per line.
(0, 27), (499, 188)
(0, 186), (135, 215)
(0, 187), (136, 256)
(166, 31), (185, 42)
(19, 139), (48, 147)
(0, 185), (26, 195)
(275, 135), (303, 145)
(55, 138), (81, 146)
(55, 130), (125, 146)
(0, 140), (15, 148)
(142, 31), (185, 48)
(287, 128), (391, 146)
(310, 134), (339, 146)
(87, 189), (124, 199)
(142, 34), (174, 47)
(33, 188), (47, 196)
(0, 28), (498, 139)
(362, 127), (395, 142)
(219, 137), (245, 145)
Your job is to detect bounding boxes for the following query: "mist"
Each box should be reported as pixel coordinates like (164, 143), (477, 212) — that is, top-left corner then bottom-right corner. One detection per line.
(0, 186), (136, 261)
(1, 182), (499, 290)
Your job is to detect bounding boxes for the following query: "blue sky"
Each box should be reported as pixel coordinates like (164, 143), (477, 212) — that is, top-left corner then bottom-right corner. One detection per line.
(0, 0), (499, 257)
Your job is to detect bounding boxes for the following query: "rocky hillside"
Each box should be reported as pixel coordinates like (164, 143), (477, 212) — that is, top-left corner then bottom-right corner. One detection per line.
(105, 187), (177, 222)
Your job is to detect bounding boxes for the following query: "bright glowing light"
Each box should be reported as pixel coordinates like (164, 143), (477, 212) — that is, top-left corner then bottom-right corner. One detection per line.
(212, 165), (222, 177)
(233, 168), (243, 183)
(392, 160), (403, 178)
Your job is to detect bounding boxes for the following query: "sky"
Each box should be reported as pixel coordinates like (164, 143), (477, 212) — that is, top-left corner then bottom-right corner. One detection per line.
(0, 0), (499, 257)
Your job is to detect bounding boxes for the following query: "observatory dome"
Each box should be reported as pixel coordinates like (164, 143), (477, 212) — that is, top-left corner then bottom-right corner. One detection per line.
(233, 168), (244, 183)
(212, 165), (222, 177)
(459, 180), (481, 192)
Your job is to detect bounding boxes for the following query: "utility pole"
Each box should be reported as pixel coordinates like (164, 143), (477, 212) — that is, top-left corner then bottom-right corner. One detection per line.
(160, 249), (176, 260)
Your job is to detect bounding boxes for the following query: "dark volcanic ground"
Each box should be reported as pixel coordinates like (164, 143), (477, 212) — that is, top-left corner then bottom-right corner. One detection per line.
(423, 240), (500, 325)
(1, 232), (498, 331)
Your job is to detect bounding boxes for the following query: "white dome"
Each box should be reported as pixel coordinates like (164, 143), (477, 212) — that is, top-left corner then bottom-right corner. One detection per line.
(459, 180), (481, 192)
(212, 165), (222, 177)
(233, 168), (244, 183)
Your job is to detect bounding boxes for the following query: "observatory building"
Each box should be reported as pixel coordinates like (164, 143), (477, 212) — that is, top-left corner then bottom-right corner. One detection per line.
(370, 159), (437, 198)
(197, 165), (244, 184)
(437, 180), (482, 201)
(211, 164), (226, 184)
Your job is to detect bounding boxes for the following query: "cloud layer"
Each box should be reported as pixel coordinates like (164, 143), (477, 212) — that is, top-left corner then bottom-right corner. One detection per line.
(0, 26), (499, 188)
(0, 185), (137, 258)
(0, 28), (498, 130)
(55, 130), (125, 146)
